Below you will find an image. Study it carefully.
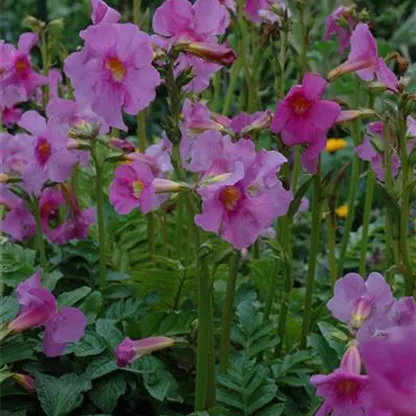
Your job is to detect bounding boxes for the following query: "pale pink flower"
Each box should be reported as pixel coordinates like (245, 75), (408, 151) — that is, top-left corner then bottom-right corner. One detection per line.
(324, 6), (356, 53)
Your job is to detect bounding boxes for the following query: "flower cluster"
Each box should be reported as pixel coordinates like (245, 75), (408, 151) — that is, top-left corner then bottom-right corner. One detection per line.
(311, 273), (416, 415)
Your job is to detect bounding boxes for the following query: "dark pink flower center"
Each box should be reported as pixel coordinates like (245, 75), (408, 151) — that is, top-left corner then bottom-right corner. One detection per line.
(35, 137), (52, 165)
(132, 180), (144, 199)
(337, 379), (359, 396)
(15, 56), (29, 72)
(220, 186), (242, 211)
(105, 57), (125, 82)
(290, 94), (311, 115)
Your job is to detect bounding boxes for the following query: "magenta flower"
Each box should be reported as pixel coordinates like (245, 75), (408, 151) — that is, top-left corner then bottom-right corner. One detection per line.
(152, 0), (230, 92)
(11, 373), (35, 393)
(91, 0), (120, 25)
(8, 271), (87, 357)
(0, 185), (36, 241)
(109, 161), (156, 215)
(64, 23), (160, 130)
(271, 72), (341, 173)
(115, 336), (174, 367)
(327, 272), (394, 333)
(0, 83), (23, 127)
(311, 345), (371, 415)
(355, 121), (400, 182)
(18, 111), (77, 196)
(360, 324), (416, 415)
(328, 24), (398, 92)
(0, 132), (31, 174)
(0, 33), (47, 100)
(324, 6), (356, 53)
(195, 146), (292, 249)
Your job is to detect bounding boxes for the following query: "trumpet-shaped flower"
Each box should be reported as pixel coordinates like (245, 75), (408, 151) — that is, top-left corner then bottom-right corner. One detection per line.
(311, 345), (371, 415)
(0, 33), (47, 101)
(109, 161), (156, 215)
(328, 24), (398, 92)
(271, 72), (341, 173)
(64, 23), (160, 130)
(324, 6), (356, 53)
(91, 0), (120, 25)
(0, 133), (32, 174)
(195, 146), (292, 249)
(152, 0), (231, 92)
(18, 111), (77, 196)
(8, 271), (87, 357)
(115, 336), (175, 367)
(327, 272), (394, 333)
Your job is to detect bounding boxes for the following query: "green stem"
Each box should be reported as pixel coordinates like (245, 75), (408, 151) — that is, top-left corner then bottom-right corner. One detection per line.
(398, 113), (415, 295)
(222, 60), (241, 116)
(40, 29), (49, 108)
(147, 212), (156, 259)
(206, 290), (216, 408)
(212, 72), (222, 112)
(359, 169), (376, 275)
(328, 212), (337, 289)
(93, 151), (106, 289)
(133, 0), (141, 24)
(300, 164), (322, 349)
(33, 198), (47, 271)
(161, 213), (168, 257)
(219, 251), (240, 373)
(175, 194), (184, 259)
(291, 147), (302, 192)
(263, 259), (281, 321)
(298, 1), (308, 80)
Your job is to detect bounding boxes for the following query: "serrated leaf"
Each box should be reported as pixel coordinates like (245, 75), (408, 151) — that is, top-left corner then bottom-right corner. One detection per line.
(84, 355), (118, 380)
(89, 373), (127, 413)
(308, 334), (339, 373)
(35, 373), (91, 416)
(105, 298), (142, 321)
(95, 319), (124, 349)
(0, 335), (36, 366)
(43, 271), (63, 291)
(73, 331), (107, 357)
(142, 369), (172, 401)
(79, 291), (103, 323)
(57, 286), (91, 308)
(247, 384), (277, 414)
(318, 322), (349, 356)
(0, 296), (19, 324)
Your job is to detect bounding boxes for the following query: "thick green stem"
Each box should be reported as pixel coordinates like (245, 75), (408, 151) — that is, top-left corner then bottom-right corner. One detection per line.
(175, 194), (184, 259)
(298, 2), (308, 80)
(398, 114), (415, 295)
(40, 29), (49, 108)
(300, 165), (322, 349)
(263, 259), (281, 321)
(33, 198), (47, 271)
(222, 60), (241, 116)
(219, 251), (240, 373)
(206, 290), (216, 408)
(359, 169), (376, 275)
(327, 212), (337, 289)
(93, 153), (106, 290)
(212, 72), (222, 112)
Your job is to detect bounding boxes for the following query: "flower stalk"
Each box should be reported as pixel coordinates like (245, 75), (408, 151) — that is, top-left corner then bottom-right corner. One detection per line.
(33, 197), (47, 271)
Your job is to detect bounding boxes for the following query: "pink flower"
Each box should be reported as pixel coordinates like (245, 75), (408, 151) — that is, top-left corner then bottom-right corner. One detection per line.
(18, 111), (77, 196)
(109, 161), (157, 215)
(355, 122), (400, 182)
(195, 145), (292, 249)
(0, 185), (36, 241)
(0, 33), (47, 100)
(324, 6), (356, 53)
(244, 0), (288, 24)
(271, 72), (341, 173)
(328, 24), (398, 92)
(8, 271), (87, 357)
(64, 23), (160, 130)
(311, 345), (371, 415)
(327, 272), (394, 333)
(1, 105), (22, 127)
(115, 336), (174, 367)
(152, 0), (230, 92)
(360, 324), (416, 415)
(91, 0), (120, 25)
(0, 132), (31, 174)
(12, 373), (35, 393)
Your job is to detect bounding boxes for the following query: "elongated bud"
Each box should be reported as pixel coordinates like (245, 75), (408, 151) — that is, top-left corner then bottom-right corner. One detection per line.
(12, 373), (35, 393)
(335, 109), (377, 124)
(125, 152), (159, 173)
(350, 296), (373, 330)
(328, 57), (377, 81)
(340, 343), (361, 374)
(176, 42), (237, 66)
(68, 121), (100, 140)
(241, 110), (273, 136)
(187, 118), (226, 135)
(153, 178), (189, 193)
(200, 172), (233, 186)
(108, 138), (136, 154)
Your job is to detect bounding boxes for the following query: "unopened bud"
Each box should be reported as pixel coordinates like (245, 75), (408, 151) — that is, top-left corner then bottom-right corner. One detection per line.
(340, 343), (361, 375)
(241, 110), (273, 136)
(176, 42), (237, 66)
(12, 373), (35, 393)
(335, 109), (377, 124)
(0, 173), (9, 183)
(396, 55), (409, 75)
(153, 178), (189, 193)
(108, 138), (136, 154)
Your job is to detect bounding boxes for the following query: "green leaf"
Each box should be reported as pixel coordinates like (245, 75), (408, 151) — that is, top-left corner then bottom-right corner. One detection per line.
(35, 373), (91, 416)
(308, 334), (339, 373)
(57, 286), (92, 308)
(287, 176), (313, 218)
(0, 244), (36, 288)
(43, 271), (63, 291)
(142, 370), (172, 401)
(318, 322), (349, 356)
(105, 298), (142, 321)
(84, 355), (118, 381)
(257, 404), (284, 416)
(247, 384), (278, 415)
(95, 319), (124, 349)
(0, 335), (36, 366)
(73, 331), (107, 357)
(79, 291), (103, 323)
(89, 373), (127, 413)
(0, 296), (19, 324)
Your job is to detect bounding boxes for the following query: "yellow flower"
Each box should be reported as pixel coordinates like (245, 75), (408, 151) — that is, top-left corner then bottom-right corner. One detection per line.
(335, 204), (349, 219)
(326, 138), (348, 153)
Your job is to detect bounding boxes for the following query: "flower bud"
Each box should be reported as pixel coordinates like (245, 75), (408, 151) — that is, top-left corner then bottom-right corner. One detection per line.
(340, 343), (361, 375)
(153, 178), (189, 193)
(335, 109), (377, 124)
(176, 42), (237, 66)
(108, 138), (136, 154)
(350, 296), (373, 330)
(241, 110), (273, 136)
(12, 373), (35, 393)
